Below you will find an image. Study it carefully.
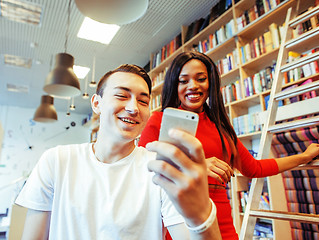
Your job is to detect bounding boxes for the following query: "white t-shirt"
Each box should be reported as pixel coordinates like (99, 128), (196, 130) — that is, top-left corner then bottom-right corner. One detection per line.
(16, 143), (184, 240)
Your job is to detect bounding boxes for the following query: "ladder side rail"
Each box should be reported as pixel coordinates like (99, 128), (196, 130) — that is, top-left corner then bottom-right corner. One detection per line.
(239, 7), (294, 240)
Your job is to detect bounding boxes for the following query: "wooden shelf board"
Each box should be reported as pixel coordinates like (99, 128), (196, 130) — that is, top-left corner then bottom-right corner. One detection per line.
(205, 37), (237, 61)
(241, 48), (279, 72)
(238, 131), (262, 140)
(152, 82), (164, 95)
(221, 67), (240, 86)
(229, 93), (261, 108)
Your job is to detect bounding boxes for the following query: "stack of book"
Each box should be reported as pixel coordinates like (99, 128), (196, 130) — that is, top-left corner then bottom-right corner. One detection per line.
(281, 169), (319, 239)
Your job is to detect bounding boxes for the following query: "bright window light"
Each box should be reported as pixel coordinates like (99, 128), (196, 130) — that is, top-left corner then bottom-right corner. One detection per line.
(73, 65), (90, 79)
(77, 17), (120, 44)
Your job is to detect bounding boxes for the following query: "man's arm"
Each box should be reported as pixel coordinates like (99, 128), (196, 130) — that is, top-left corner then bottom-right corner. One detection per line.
(168, 218), (221, 240)
(21, 209), (51, 240)
(146, 129), (222, 239)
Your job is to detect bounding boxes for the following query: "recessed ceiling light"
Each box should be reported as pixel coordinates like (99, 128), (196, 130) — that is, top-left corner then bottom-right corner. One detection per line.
(7, 83), (29, 93)
(4, 54), (32, 68)
(77, 17), (120, 44)
(73, 65), (90, 79)
(0, 0), (42, 26)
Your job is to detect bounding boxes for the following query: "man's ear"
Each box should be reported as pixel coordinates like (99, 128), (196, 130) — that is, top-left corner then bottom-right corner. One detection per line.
(91, 94), (101, 115)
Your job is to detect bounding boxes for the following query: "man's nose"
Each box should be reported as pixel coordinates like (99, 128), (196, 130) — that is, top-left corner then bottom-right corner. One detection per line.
(125, 98), (138, 114)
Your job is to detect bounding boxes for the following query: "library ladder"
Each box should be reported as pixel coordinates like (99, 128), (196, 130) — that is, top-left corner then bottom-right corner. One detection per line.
(239, 5), (319, 240)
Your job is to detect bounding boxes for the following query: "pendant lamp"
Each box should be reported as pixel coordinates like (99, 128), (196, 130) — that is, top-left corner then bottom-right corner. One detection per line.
(74, 0), (148, 25)
(89, 55), (97, 87)
(70, 97), (76, 111)
(43, 0), (81, 98)
(33, 95), (58, 123)
(66, 98), (71, 116)
(83, 75), (90, 99)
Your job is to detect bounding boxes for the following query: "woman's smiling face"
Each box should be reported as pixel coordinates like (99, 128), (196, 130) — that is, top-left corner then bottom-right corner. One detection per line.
(177, 59), (209, 113)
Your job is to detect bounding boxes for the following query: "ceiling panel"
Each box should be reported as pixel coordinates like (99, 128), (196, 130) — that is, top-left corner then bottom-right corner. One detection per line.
(0, 0), (219, 117)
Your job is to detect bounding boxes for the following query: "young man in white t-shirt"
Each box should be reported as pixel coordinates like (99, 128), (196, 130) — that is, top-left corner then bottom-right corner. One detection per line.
(16, 64), (221, 240)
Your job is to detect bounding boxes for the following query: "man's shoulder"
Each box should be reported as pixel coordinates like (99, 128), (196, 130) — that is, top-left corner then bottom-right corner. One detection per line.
(42, 143), (91, 162)
(48, 142), (90, 151)
(135, 146), (156, 158)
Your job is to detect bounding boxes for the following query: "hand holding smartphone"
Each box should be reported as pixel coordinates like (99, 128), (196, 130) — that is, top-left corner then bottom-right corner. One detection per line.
(156, 108), (199, 168)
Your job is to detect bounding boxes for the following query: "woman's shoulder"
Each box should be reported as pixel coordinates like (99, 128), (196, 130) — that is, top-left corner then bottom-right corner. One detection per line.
(151, 111), (163, 118)
(148, 111), (163, 123)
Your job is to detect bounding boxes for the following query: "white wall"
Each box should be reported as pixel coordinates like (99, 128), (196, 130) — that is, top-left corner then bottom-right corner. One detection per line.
(0, 105), (90, 214)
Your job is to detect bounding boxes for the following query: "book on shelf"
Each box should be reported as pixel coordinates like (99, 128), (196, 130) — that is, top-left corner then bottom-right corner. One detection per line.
(199, 14), (210, 33)
(269, 22), (280, 48)
(232, 112), (262, 136)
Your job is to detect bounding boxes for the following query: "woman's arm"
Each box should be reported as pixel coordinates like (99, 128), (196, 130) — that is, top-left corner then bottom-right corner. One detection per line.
(275, 143), (319, 172)
(206, 157), (234, 184)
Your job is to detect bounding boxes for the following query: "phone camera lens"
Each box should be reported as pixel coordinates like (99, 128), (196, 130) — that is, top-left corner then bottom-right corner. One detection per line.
(191, 116), (195, 119)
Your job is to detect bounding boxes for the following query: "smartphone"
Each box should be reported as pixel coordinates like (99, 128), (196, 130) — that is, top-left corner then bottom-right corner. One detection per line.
(156, 107), (199, 168)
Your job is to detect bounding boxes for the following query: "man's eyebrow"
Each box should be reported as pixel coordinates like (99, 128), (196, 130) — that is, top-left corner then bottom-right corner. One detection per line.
(114, 86), (150, 98)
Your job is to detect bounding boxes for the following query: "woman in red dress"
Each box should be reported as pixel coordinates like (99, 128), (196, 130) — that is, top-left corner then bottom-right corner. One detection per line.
(138, 51), (319, 239)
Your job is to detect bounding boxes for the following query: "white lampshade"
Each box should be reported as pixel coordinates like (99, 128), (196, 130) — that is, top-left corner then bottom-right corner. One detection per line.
(74, 0), (148, 25)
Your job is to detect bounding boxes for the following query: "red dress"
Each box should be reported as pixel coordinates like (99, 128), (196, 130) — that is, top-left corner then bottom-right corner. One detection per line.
(139, 110), (279, 239)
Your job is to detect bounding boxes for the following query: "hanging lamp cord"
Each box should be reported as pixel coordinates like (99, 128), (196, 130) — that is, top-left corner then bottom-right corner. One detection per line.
(64, 0), (72, 53)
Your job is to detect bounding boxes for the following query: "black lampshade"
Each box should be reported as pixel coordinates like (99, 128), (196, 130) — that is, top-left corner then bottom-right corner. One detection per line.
(44, 53), (81, 97)
(33, 95), (58, 122)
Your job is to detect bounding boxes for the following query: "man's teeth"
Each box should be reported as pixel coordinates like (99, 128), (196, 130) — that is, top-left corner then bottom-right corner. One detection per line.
(121, 118), (137, 124)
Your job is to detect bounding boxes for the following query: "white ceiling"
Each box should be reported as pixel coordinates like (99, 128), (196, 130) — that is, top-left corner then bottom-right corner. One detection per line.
(0, 0), (218, 116)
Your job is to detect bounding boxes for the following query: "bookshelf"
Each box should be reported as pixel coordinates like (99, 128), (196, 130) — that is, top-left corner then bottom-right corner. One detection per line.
(148, 0), (319, 237)
(82, 112), (99, 143)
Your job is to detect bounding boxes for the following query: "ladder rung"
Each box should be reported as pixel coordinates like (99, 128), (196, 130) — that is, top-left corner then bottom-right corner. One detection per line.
(289, 5), (319, 28)
(280, 51), (319, 73)
(268, 116), (319, 133)
(293, 159), (319, 170)
(249, 210), (319, 224)
(274, 81), (319, 101)
(285, 27), (319, 49)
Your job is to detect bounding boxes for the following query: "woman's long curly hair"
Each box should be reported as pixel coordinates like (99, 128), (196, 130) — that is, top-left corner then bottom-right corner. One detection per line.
(161, 51), (238, 168)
